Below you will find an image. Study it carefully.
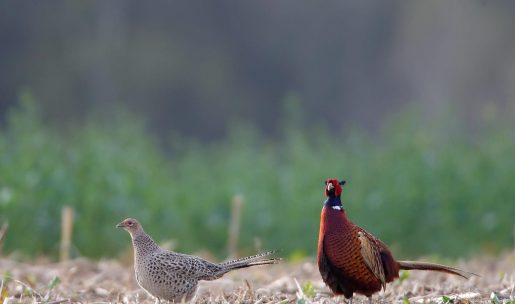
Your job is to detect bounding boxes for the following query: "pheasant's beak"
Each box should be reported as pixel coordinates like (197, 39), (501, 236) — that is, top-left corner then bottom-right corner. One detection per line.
(116, 222), (124, 228)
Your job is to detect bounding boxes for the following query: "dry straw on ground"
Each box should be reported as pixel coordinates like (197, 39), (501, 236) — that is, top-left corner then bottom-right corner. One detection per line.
(0, 252), (513, 303)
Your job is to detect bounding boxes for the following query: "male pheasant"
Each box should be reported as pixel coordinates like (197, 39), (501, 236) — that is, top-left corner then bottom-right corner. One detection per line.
(117, 218), (278, 303)
(317, 179), (473, 303)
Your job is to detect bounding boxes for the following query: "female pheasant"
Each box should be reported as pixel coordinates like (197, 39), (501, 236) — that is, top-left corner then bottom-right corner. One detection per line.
(317, 178), (473, 303)
(117, 218), (279, 303)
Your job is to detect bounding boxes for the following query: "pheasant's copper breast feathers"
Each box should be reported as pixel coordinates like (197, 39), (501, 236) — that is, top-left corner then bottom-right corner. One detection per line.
(319, 213), (384, 297)
(324, 231), (365, 276)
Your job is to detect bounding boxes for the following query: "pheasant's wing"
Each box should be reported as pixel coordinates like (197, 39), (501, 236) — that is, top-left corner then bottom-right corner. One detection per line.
(357, 230), (386, 289)
(153, 251), (221, 280)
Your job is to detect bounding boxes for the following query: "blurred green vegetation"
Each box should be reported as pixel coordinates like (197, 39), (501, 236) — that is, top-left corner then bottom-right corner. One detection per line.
(0, 95), (514, 260)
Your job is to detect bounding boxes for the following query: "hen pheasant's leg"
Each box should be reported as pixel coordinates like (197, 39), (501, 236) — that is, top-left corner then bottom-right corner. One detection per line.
(368, 296), (372, 304)
(154, 297), (160, 304)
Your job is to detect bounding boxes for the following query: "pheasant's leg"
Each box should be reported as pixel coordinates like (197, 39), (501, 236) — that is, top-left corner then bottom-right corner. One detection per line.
(348, 297), (353, 304)
(154, 297), (160, 304)
(368, 296), (372, 304)
(379, 289), (385, 303)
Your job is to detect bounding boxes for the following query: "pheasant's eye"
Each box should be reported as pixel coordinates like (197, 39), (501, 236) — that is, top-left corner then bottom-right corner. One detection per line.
(127, 221), (134, 226)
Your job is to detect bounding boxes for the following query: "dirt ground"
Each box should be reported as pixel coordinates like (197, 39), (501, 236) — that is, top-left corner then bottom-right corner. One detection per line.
(0, 252), (513, 303)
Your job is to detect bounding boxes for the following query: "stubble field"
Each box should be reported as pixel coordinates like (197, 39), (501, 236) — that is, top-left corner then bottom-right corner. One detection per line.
(0, 252), (513, 303)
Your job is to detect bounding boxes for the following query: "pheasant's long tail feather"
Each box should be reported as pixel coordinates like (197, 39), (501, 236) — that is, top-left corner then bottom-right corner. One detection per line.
(398, 261), (476, 279)
(219, 250), (280, 272)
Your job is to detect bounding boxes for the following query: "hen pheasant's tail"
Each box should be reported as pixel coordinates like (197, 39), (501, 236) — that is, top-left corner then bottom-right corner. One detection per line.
(219, 250), (280, 272)
(398, 261), (475, 279)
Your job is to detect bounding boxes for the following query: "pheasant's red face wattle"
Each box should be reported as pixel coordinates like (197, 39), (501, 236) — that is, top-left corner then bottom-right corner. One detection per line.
(325, 178), (343, 197)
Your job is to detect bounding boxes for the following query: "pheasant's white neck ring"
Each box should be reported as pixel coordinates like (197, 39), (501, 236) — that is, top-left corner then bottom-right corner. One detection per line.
(324, 196), (342, 209)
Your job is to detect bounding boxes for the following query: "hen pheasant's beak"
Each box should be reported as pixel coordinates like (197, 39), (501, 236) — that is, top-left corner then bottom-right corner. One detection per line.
(116, 222), (124, 228)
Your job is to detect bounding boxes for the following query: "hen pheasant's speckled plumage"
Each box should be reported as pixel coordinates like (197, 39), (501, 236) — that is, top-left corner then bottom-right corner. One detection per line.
(117, 218), (278, 303)
(317, 179), (473, 303)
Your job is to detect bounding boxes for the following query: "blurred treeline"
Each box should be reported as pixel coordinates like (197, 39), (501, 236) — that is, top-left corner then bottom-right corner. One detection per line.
(0, 95), (514, 259)
(1, 1), (515, 139)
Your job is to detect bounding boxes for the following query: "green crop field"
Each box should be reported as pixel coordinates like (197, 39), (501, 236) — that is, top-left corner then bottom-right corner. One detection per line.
(1, 95), (514, 260)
